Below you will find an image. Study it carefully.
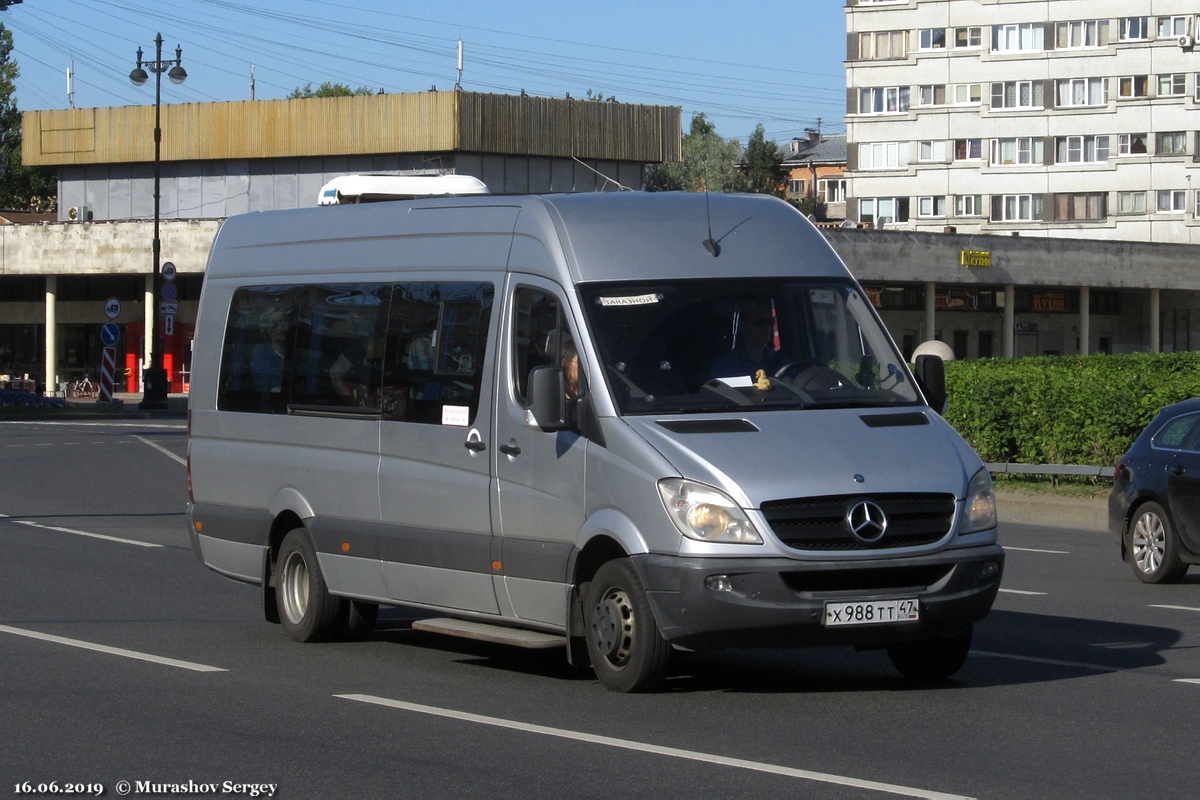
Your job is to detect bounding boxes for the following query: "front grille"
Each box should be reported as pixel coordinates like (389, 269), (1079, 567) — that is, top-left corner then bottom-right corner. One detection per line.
(781, 564), (952, 594)
(761, 493), (955, 551)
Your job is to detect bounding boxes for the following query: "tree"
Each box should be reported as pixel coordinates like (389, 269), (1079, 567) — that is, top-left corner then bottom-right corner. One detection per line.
(0, 23), (55, 211)
(645, 113), (744, 193)
(288, 82), (375, 99)
(742, 124), (787, 198)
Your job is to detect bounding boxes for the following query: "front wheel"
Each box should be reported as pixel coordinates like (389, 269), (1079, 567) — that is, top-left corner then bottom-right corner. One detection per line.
(886, 625), (973, 681)
(276, 528), (348, 642)
(1129, 502), (1187, 584)
(584, 560), (670, 692)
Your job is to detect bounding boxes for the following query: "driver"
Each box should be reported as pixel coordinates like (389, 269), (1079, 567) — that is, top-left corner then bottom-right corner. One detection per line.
(709, 301), (791, 380)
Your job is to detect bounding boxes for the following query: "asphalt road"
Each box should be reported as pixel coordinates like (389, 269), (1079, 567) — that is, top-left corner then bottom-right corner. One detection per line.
(2, 418), (1200, 799)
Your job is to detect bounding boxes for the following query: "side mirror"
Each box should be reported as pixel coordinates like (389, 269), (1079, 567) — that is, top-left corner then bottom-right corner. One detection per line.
(914, 354), (948, 415)
(527, 365), (568, 430)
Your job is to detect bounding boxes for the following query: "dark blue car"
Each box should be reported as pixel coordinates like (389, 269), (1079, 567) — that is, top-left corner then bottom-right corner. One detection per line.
(1109, 398), (1200, 583)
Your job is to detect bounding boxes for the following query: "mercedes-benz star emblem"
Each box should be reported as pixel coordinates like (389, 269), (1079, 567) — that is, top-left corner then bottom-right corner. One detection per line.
(846, 500), (888, 544)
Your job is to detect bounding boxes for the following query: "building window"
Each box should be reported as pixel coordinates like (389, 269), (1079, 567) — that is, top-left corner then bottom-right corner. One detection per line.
(918, 196), (947, 217)
(1157, 190), (1186, 212)
(993, 23), (1045, 52)
(955, 27), (982, 48)
(859, 86), (910, 114)
(819, 178), (847, 203)
(918, 140), (947, 162)
(919, 28), (947, 50)
(787, 179), (805, 197)
(953, 83), (982, 105)
(1055, 77), (1107, 107)
(1118, 133), (1149, 155)
(955, 195), (983, 216)
(991, 137), (1044, 166)
(1196, 74), (1200, 102)
(1052, 193), (1107, 221)
(1120, 17), (1149, 41)
(859, 30), (908, 61)
(1055, 20), (1110, 48)
(918, 84), (947, 106)
(1117, 191), (1147, 213)
(859, 197), (909, 226)
(1158, 16), (1190, 38)
(1196, 190), (1200, 217)
(1158, 131), (1187, 155)
(955, 138), (983, 160)
(992, 81), (1044, 109)
(858, 141), (907, 170)
(1055, 135), (1110, 163)
(1158, 74), (1187, 97)
(1118, 76), (1149, 98)
(991, 194), (1044, 222)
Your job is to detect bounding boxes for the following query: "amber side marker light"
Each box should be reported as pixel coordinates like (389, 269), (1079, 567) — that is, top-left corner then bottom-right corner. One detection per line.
(193, 521), (203, 532)
(342, 542), (351, 552)
(491, 560), (503, 572)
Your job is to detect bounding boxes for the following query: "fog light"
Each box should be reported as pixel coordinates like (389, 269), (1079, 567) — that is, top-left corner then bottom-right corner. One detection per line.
(981, 561), (1000, 578)
(705, 575), (734, 593)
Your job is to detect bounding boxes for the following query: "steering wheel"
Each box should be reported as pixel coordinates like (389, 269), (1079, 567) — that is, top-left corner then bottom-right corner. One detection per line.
(776, 363), (851, 391)
(772, 359), (821, 379)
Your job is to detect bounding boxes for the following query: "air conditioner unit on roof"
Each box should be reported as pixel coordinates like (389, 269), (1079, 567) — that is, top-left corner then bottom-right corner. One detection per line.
(1179, 34), (1195, 49)
(67, 205), (91, 222)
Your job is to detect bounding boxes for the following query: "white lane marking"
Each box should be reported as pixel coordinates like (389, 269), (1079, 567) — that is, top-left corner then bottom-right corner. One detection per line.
(1151, 604), (1200, 613)
(972, 651), (1111, 672)
(133, 434), (186, 466)
(998, 588), (1047, 596)
(8, 519), (162, 548)
(1004, 546), (1069, 555)
(336, 694), (973, 800)
(0, 624), (225, 672)
(1174, 679), (1200, 685)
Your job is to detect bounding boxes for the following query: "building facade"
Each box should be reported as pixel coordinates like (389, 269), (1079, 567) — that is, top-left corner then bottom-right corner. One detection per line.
(846, 0), (1200, 243)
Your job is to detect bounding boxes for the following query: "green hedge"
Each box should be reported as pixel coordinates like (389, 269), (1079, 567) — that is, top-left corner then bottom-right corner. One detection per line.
(943, 352), (1200, 466)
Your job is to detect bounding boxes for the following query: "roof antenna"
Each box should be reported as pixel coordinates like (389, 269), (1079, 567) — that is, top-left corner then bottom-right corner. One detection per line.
(702, 178), (720, 257)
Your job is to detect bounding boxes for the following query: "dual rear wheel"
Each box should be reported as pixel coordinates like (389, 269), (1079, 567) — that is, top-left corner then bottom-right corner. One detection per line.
(276, 528), (377, 642)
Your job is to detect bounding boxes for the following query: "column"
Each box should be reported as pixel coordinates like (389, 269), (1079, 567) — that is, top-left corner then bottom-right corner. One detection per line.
(1003, 284), (1015, 358)
(144, 273), (154, 377)
(1079, 286), (1090, 356)
(924, 281), (936, 342)
(44, 276), (57, 396)
(1150, 288), (1160, 353)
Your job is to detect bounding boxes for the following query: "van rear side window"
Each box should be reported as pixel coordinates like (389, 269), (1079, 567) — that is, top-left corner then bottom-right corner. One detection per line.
(216, 281), (493, 423)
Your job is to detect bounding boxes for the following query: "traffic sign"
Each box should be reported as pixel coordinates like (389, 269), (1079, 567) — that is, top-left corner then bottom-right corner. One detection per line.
(164, 315), (175, 336)
(104, 297), (121, 319)
(100, 322), (120, 347)
(162, 261), (177, 282)
(160, 302), (178, 315)
(161, 281), (178, 302)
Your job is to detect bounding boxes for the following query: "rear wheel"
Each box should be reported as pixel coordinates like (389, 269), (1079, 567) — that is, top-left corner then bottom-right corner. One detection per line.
(584, 560), (670, 692)
(276, 528), (348, 642)
(886, 625), (973, 681)
(1129, 502), (1187, 584)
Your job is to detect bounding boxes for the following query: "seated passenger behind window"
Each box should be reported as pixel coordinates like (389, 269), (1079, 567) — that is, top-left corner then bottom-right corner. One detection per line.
(708, 302), (790, 380)
(561, 336), (582, 401)
(330, 335), (384, 405)
(250, 309), (289, 393)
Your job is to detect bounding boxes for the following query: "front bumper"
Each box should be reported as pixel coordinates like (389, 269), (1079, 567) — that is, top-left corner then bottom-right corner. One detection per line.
(630, 544), (1005, 650)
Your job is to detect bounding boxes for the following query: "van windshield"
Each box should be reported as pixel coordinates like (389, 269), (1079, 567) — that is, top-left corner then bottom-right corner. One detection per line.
(578, 278), (923, 415)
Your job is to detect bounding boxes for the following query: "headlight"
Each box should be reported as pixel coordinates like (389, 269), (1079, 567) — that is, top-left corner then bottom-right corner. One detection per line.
(658, 478), (763, 544)
(961, 466), (997, 533)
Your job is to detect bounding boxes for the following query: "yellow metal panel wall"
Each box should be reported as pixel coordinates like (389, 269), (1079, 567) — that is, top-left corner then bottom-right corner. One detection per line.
(23, 91), (680, 167)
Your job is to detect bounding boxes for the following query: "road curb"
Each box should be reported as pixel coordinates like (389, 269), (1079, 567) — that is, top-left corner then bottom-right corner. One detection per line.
(996, 490), (1107, 532)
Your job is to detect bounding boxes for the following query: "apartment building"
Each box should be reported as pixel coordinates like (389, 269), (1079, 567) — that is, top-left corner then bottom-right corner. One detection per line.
(845, 0), (1200, 243)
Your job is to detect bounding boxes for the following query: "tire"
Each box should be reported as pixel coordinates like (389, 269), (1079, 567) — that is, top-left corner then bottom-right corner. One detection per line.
(887, 625), (973, 681)
(346, 601), (379, 640)
(1128, 502), (1187, 584)
(275, 528), (348, 642)
(584, 559), (670, 692)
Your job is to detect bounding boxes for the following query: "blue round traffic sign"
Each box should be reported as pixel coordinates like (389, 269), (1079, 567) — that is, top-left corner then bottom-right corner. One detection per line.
(100, 322), (120, 347)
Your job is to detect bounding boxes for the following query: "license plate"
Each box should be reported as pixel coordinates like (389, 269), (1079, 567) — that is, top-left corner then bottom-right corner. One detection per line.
(825, 598), (919, 627)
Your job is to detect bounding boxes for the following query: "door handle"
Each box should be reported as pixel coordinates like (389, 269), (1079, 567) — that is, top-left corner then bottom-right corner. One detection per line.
(1173, 464), (1187, 475)
(499, 442), (522, 456)
(464, 439), (487, 452)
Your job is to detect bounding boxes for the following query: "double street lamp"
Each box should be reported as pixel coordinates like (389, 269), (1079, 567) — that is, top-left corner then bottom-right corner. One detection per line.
(130, 33), (187, 410)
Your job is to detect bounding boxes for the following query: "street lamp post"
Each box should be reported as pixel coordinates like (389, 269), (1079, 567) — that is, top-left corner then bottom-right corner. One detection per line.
(130, 33), (186, 410)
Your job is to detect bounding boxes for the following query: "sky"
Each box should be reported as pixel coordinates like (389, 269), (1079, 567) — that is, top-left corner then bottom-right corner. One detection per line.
(1, 0), (848, 144)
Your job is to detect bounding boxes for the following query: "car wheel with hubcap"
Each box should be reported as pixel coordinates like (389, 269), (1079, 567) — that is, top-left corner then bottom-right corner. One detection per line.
(1129, 502), (1187, 584)
(584, 559), (670, 692)
(276, 528), (348, 642)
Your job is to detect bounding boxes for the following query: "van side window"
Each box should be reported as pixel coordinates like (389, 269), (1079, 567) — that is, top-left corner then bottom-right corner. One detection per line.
(289, 284), (392, 410)
(381, 282), (493, 425)
(512, 287), (582, 404)
(217, 285), (302, 414)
